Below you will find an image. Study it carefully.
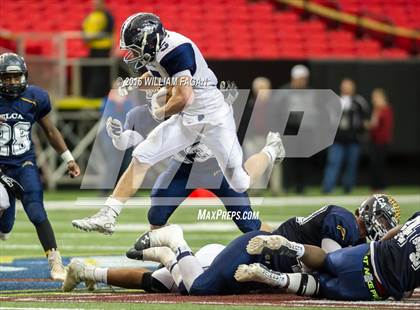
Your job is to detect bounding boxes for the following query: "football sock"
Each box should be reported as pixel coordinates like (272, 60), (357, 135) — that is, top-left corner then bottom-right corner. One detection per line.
(286, 273), (319, 297)
(35, 219), (57, 253)
(105, 197), (124, 215)
(84, 266), (108, 284)
(169, 261), (183, 287)
(262, 147), (277, 163)
(93, 267), (108, 283)
(175, 247), (204, 291)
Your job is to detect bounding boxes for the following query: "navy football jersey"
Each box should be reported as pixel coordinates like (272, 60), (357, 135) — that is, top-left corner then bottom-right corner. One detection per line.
(373, 212), (420, 300)
(0, 85), (51, 166)
(273, 205), (363, 248)
(269, 205), (363, 273)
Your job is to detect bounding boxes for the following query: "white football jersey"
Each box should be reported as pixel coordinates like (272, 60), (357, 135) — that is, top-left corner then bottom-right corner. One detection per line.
(145, 31), (229, 118)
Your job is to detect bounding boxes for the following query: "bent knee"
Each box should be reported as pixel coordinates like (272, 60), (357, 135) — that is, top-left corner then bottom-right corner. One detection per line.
(131, 157), (151, 170)
(224, 167), (250, 193)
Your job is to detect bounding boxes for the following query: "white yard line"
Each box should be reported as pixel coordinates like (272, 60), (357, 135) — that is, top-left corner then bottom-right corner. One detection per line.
(2, 222), (282, 235)
(12, 194), (419, 210)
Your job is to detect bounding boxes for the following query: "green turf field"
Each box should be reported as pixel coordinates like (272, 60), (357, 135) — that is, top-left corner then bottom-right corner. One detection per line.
(2, 187), (419, 258)
(1, 188), (419, 309)
(0, 301), (369, 310)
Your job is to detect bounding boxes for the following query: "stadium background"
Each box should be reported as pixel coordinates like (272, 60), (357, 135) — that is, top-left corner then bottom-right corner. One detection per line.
(0, 0), (420, 309)
(1, 0), (419, 189)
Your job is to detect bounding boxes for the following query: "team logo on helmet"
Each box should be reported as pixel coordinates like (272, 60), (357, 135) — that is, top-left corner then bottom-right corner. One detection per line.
(359, 194), (400, 241)
(120, 13), (166, 72)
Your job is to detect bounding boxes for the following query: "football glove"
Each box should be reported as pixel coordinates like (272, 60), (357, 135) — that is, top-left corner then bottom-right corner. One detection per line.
(0, 172), (24, 200)
(106, 117), (122, 139)
(150, 87), (168, 121)
(220, 81), (239, 105)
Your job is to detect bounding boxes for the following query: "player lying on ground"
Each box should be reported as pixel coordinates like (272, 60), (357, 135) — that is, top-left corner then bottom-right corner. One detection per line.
(234, 211), (420, 301)
(72, 85), (274, 235)
(0, 53), (81, 280)
(65, 195), (398, 295)
(62, 243), (225, 293)
(266, 194), (400, 272)
(74, 13), (285, 235)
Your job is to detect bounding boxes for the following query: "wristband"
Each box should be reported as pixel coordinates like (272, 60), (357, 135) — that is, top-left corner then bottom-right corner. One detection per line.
(61, 150), (75, 163)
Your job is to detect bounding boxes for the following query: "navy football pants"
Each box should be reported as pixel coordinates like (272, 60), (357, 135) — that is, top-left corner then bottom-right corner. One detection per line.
(188, 231), (272, 295)
(317, 243), (374, 300)
(148, 159), (261, 232)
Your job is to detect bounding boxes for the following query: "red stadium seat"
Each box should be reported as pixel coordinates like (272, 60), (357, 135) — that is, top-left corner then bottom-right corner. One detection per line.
(0, 0), (415, 60)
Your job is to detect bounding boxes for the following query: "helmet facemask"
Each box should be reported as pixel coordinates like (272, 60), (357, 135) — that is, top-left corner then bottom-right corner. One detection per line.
(120, 20), (163, 72)
(0, 71), (27, 99)
(359, 194), (400, 241)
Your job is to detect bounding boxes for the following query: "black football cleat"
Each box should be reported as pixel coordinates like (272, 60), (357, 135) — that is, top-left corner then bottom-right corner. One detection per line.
(134, 232), (151, 251)
(126, 248), (144, 260)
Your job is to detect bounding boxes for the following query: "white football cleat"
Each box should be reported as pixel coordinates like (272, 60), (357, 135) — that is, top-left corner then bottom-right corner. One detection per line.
(126, 246), (175, 268)
(62, 259), (96, 292)
(72, 207), (117, 235)
(48, 249), (66, 281)
(246, 235), (301, 257)
(134, 224), (185, 252)
(263, 132), (286, 163)
(234, 263), (287, 287)
(0, 232), (10, 241)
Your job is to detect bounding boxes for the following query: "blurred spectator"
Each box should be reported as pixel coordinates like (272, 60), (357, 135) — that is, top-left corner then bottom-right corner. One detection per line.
(322, 78), (370, 194)
(280, 64), (310, 194)
(367, 88), (394, 191)
(82, 0), (114, 98)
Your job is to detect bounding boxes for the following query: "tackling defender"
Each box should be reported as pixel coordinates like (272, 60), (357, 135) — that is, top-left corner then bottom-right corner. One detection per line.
(74, 13), (284, 232)
(62, 243), (226, 293)
(0, 53), (80, 280)
(72, 85), (273, 234)
(64, 194), (399, 295)
(235, 211), (420, 301)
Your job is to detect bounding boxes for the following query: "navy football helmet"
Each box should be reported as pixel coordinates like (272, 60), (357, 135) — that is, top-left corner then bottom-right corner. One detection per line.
(0, 53), (28, 99)
(358, 194), (400, 241)
(120, 13), (166, 72)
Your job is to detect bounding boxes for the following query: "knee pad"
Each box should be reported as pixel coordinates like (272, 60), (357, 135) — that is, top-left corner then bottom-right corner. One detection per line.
(224, 167), (250, 193)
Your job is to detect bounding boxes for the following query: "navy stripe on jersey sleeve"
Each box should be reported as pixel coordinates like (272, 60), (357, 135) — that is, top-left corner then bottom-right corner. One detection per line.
(31, 86), (52, 121)
(159, 43), (197, 77)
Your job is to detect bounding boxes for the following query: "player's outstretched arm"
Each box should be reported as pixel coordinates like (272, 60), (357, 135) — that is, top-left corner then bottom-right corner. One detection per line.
(38, 113), (80, 178)
(105, 117), (144, 150)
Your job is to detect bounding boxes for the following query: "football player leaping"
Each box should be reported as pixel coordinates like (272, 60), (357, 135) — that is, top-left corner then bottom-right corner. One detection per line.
(0, 53), (81, 280)
(72, 85), (273, 234)
(74, 13), (284, 232)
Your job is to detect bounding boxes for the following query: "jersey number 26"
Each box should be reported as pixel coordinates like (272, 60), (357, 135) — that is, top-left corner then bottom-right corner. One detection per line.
(0, 122), (31, 156)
